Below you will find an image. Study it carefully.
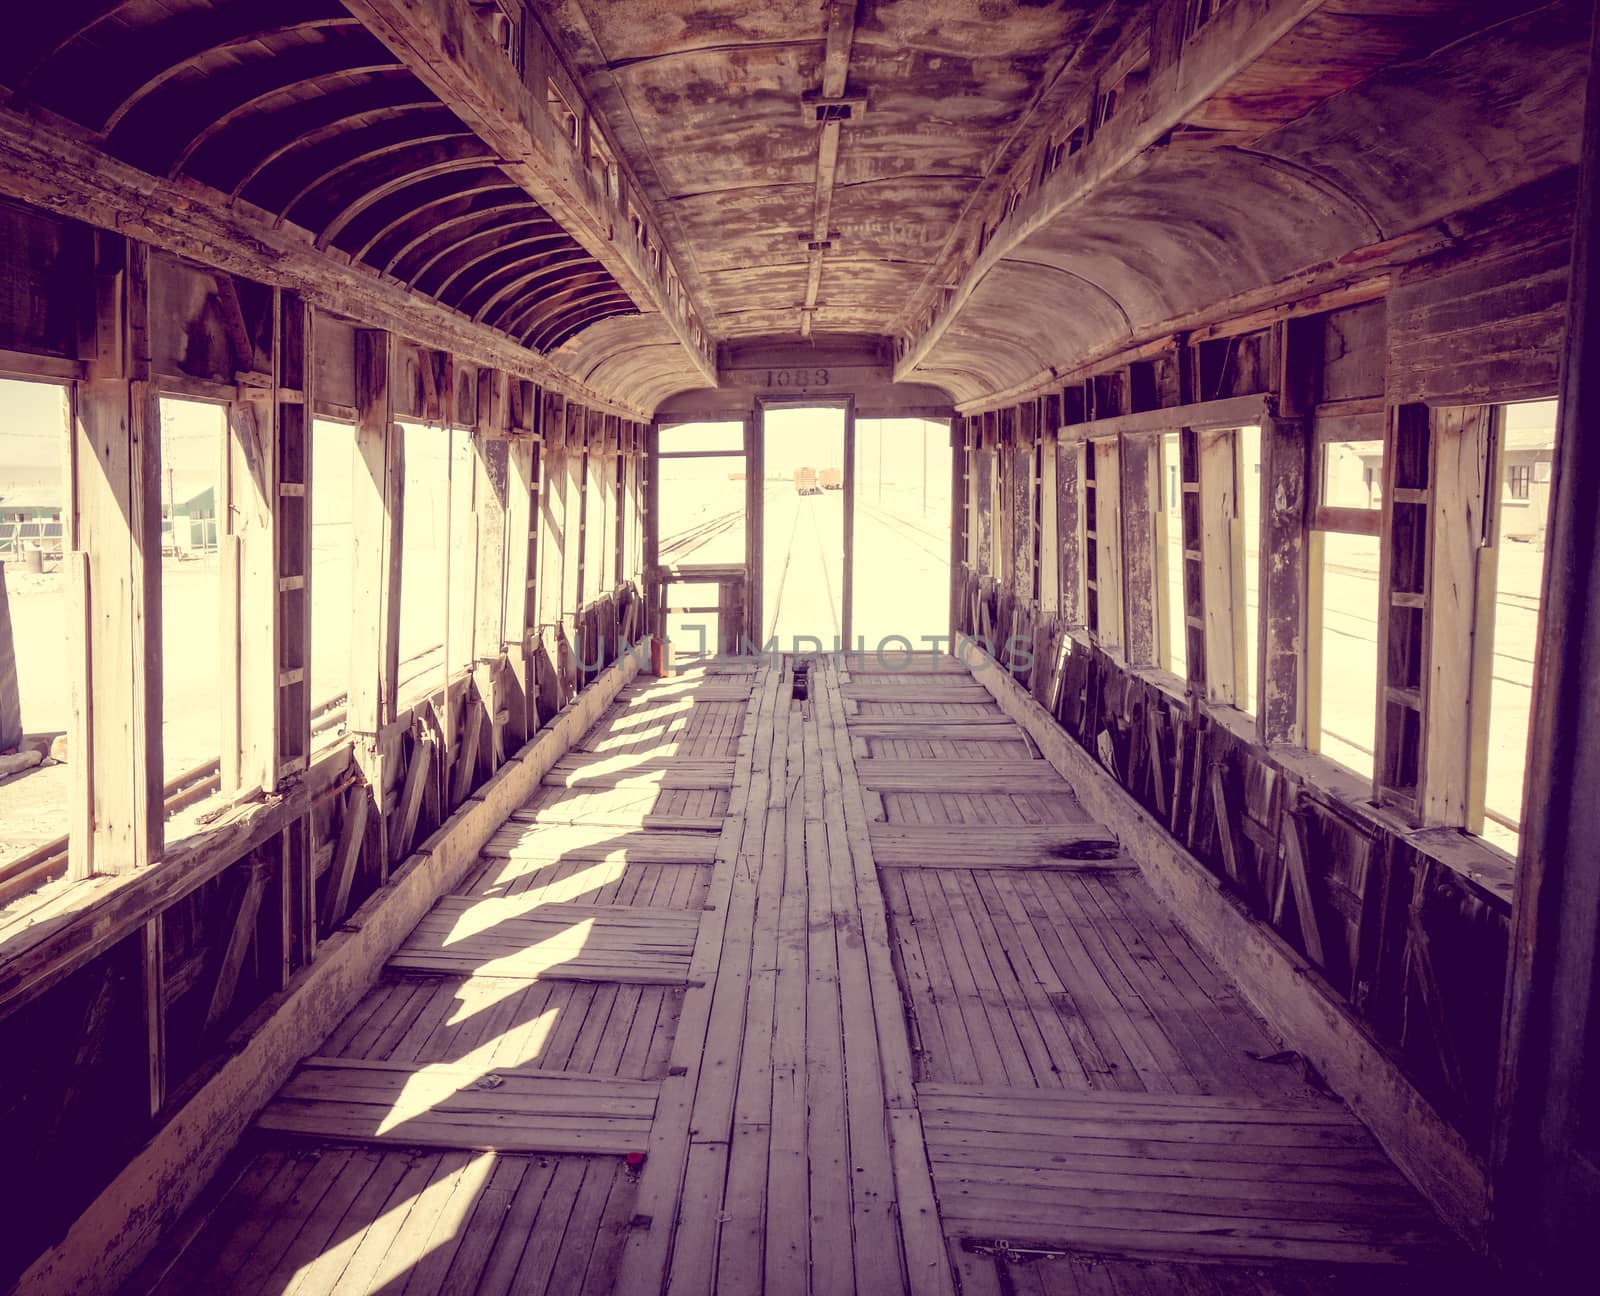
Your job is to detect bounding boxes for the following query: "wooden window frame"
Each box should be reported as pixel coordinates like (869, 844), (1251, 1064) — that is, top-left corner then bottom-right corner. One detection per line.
(1305, 413), (1387, 774)
(1085, 435), (1124, 654)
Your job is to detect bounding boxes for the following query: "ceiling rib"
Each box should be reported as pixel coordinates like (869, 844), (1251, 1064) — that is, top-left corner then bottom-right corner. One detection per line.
(340, 0), (715, 385)
(800, 0), (858, 340)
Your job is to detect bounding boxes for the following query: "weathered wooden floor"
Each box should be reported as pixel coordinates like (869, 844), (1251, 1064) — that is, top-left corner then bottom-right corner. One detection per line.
(122, 654), (1474, 1296)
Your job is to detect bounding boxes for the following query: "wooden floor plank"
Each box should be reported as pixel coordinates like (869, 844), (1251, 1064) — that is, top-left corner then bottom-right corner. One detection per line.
(920, 1086), (1452, 1266)
(868, 823), (1124, 867)
(258, 1059), (658, 1156)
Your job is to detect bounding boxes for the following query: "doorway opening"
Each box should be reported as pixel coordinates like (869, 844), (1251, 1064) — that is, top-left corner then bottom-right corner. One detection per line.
(852, 417), (952, 649)
(762, 404), (846, 651)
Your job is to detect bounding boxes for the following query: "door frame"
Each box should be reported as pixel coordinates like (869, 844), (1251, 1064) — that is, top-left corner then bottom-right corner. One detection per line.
(754, 395), (855, 651)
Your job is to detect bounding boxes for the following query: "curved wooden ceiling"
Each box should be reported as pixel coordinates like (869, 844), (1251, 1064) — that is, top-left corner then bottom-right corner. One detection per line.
(539, 0), (1129, 345)
(0, 0), (639, 356)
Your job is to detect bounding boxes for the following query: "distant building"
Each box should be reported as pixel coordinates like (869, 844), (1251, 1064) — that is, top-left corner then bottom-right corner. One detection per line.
(1501, 422), (1555, 544)
(0, 489), (64, 559)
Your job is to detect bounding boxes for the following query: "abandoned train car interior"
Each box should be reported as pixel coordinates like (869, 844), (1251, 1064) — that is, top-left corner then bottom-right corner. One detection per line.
(1, 0), (1597, 1292)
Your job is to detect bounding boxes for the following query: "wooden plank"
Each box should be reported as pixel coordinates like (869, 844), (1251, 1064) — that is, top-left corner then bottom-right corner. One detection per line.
(482, 825), (721, 864)
(1199, 427), (1246, 706)
(841, 683), (991, 703)
(389, 891), (699, 983)
(258, 1059), (658, 1155)
(856, 759), (1064, 793)
(390, 735), (433, 865)
(867, 823), (1122, 865)
(544, 752), (732, 784)
(203, 862), (270, 1033)
(959, 653), (1492, 1244)
(451, 696), (486, 806)
(1279, 802), (1328, 968)
(920, 1086), (1451, 1264)
(847, 721), (1026, 740)
(1208, 762), (1247, 889)
(68, 235), (161, 875)
(512, 809), (724, 832)
(319, 788), (370, 933)
(615, 663), (777, 1293)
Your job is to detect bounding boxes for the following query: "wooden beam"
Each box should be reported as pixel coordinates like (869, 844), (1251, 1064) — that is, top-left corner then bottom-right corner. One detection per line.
(390, 734), (433, 864)
(1493, 0), (1600, 1275)
(1090, 439), (1124, 651)
(275, 294), (314, 783)
(349, 330), (403, 737)
(221, 390), (277, 795)
(67, 233), (162, 876)
(203, 861), (270, 1033)
(843, 397), (856, 646)
(1119, 434), (1160, 666)
(1259, 410), (1311, 745)
(1198, 427), (1244, 706)
(319, 788), (370, 934)
(1208, 760), (1247, 889)
(139, 919), (165, 1119)
(450, 697), (485, 807)
(1279, 797), (1328, 968)
(1421, 406), (1493, 827)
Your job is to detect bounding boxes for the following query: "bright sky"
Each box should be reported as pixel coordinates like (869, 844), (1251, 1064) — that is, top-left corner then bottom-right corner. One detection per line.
(0, 378), (67, 500)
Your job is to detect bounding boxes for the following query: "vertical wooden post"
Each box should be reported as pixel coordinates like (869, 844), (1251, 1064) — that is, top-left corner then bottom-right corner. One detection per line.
(349, 329), (401, 867)
(274, 295), (313, 784)
(221, 368), (277, 795)
(473, 369), (511, 769)
(274, 294), (314, 970)
(1258, 412), (1310, 745)
(1494, 4), (1600, 1274)
(139, 918), (165, 1118)
(1119, 435), (1159, 666)
(744, 413), (762, 647)
(1057, 432), (1085, 628)
(1420, 406), (1493, 826)
(503, 380), (538, 745)
(67, 232), (162, 876)
(540, 390), (569, 699)
(644, 421), (661, 643)
(1090, 438), (1124, 654)
(1197, 428), (1241, 705)
(349, 330), (401, 737)
(842, 396), (856, 650)
(1178, 426), (1207, 695)
(563, 403), (586, 693)
(1039, 413), (1060, 619)
(1261, 318), (1316, 745)
(1374, 403), (1431, 815)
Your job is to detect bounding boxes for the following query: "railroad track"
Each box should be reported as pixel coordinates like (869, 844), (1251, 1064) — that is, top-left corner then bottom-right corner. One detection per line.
(857, 499), (947, 563)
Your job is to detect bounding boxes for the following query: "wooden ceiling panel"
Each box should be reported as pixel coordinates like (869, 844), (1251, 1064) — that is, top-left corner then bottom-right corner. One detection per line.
(855, 0), (1104, 60)
(543, 0), (1125, 350)
(543, 0), (825, 68)
(665, 186), (814, 273)
(607, 46), (823, 198)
